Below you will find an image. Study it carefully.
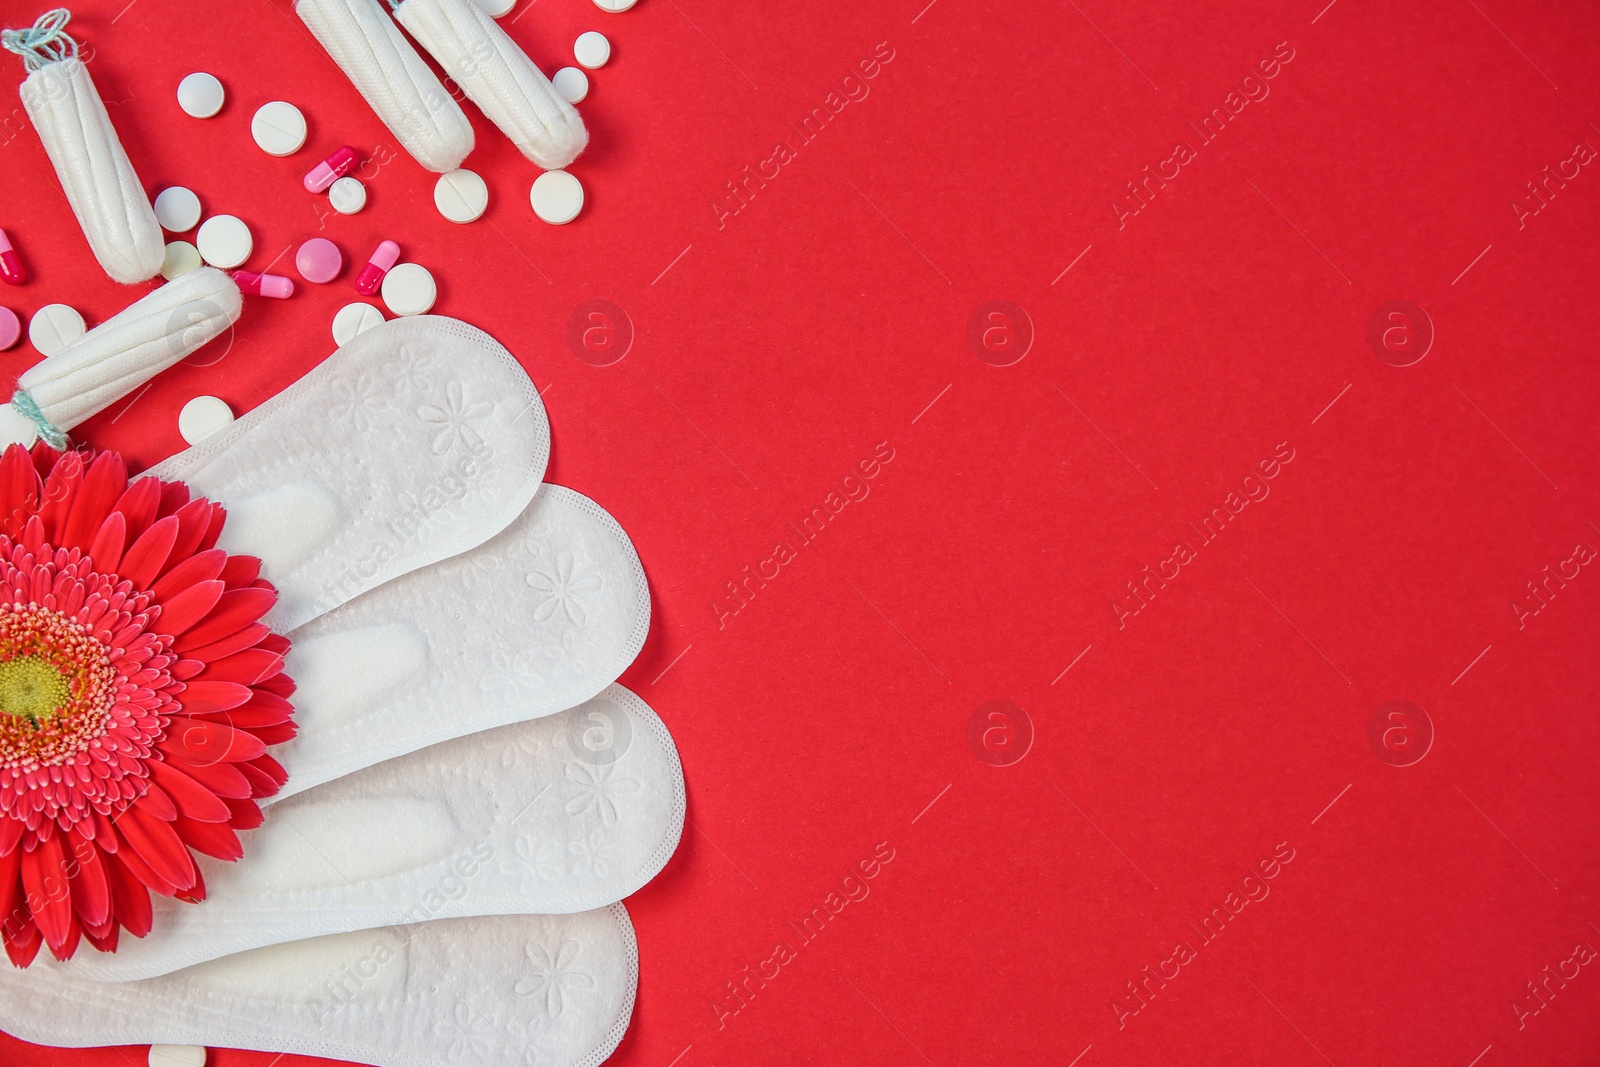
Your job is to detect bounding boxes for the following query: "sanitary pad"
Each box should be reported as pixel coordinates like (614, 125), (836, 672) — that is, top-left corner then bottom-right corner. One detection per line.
(271, 483), (650, 800)
(5, 908), (637, 1067)
(149, 315), (548, 631)
(58, 685), (683, 981)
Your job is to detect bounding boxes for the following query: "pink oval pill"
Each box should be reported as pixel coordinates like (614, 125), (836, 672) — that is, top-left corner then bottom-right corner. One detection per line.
(0, 307), (19, 351)
(296, 238), (343, 284)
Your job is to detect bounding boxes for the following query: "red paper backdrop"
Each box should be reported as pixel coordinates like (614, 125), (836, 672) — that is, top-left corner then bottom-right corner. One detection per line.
(2, 0), (1599, 1064)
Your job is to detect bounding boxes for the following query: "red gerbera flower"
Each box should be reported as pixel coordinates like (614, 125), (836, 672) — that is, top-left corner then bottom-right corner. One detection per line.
(0, 443), (294, 966)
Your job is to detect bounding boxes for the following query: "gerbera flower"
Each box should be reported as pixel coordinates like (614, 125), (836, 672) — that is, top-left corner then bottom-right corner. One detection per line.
(0, 443), (293, 966)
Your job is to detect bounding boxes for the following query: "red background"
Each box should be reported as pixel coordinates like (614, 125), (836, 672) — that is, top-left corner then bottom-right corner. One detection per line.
(3, 0), (1599, 1064)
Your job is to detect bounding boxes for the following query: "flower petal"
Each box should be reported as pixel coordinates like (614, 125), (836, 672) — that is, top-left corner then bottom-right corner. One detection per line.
(148, 760), (231, 823)
(172, 588), (277, 653)
(155, 579), (225, 638)
(100, 851), (152, 937)
(151, 548), (227, 602)
(61, 450), (127, 551)
(19, 834), (73, 952)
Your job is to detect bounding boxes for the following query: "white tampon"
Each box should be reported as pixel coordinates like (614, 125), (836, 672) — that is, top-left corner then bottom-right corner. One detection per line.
(11, 267), (241, 446)
(2, 9), (163, 284)
(393, 0), (588, 170)
(294, 0), (474, 173)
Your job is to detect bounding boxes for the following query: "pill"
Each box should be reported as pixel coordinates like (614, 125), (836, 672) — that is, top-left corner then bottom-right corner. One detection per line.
(434, 169), (488, 224)
(296, 238), (343, 283)
(0, 405), (37, 448)
(176, 396), (234, 446)
(552, 66), (589, 103)
(530, 170), (584, 224)
(474, 0), (515, 14)
(28, 303), (85, 356)
(176, 73), (224, 118)
(149, 1044), (208, 1067)
(354, 240), (400, 296)
(235, 271), (294, 299)
(195, 215), (252, 268)
(574, 31), (611, 69)
(0, 230), (25, 285)
(381, 263), (436, 316)
(328, 176), (367, 214)
(304, 146), (359, 193)
(592, 0), (637, 10)
(153, 186), (202, 232)
(332, 301), (386, 346)
(160, 241), (203, 280)
(251, 101), (307, 156)
(0, 307), (19, 350)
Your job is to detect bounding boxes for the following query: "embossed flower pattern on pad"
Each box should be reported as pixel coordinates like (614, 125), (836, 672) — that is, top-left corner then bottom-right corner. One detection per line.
(514, 939), (596, 1017)
(330, 372), (384, 433)
(526, 551), (602, 626)
(436, 999), (500, 1060)
(565, 761), (640, 826)
(418, 379), (493, 455)
(380, 343), (433, 394)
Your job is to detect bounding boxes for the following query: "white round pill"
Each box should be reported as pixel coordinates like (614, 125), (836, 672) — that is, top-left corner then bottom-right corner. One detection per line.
(176, 73), (224, 118)
(552, 66), (589, 103)
(592, 0), (637, 12)
(153, 186), (202, 232)
(474, 0), (515, 14)
(251, 101), (307, 156)
(530, 170), (584, 224)
(161, 240), (203, 280)
(178, 396), (234, 445)
(149, 1045), (207, 1067)
(332, 302), (386, 346)
(28, 303), (86, 356)
(195, 214), (253, 268)
(574, 31), (611, 69)
(0, 406), (38, 449)
(381, 263), (437, 316)
(328, 176), (367, 215)
(434, 169), (488, 224)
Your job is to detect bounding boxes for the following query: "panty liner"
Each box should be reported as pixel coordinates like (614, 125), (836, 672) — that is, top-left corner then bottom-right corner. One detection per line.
(269, 482), (650, 801)
(7, 907), (636, 1067)
(149, 315), (549, 631)
(58, 685), (682, 981)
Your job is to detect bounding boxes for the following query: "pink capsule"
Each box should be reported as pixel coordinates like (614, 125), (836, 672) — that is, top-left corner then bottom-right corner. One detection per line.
(303, 146), (360, 194)
(235, 271), (294, 299)
(0, 230), (26, 286)
(354, 239), (400, 296)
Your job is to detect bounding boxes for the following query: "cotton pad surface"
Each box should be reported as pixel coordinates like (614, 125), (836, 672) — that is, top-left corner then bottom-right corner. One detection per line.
(8, 908), (637, 1067)
(148, 315), (549, 631)
(269, 483), (650, 800)
(58, 686), (683, 981)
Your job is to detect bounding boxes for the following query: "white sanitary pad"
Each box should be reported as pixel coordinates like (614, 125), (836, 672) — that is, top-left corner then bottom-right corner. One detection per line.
(58, 685), (683, 981)
(271, 482), (650, 800)
(5, 907), (637, 1067)
(296, 0), (475, 173)
(394, 0), (587, 170)
(149, 315), (549, 631)
(3, 10), (164, 283)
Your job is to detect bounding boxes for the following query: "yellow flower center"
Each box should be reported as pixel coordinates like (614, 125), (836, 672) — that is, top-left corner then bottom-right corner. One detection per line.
(0, 654), (71, 724)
